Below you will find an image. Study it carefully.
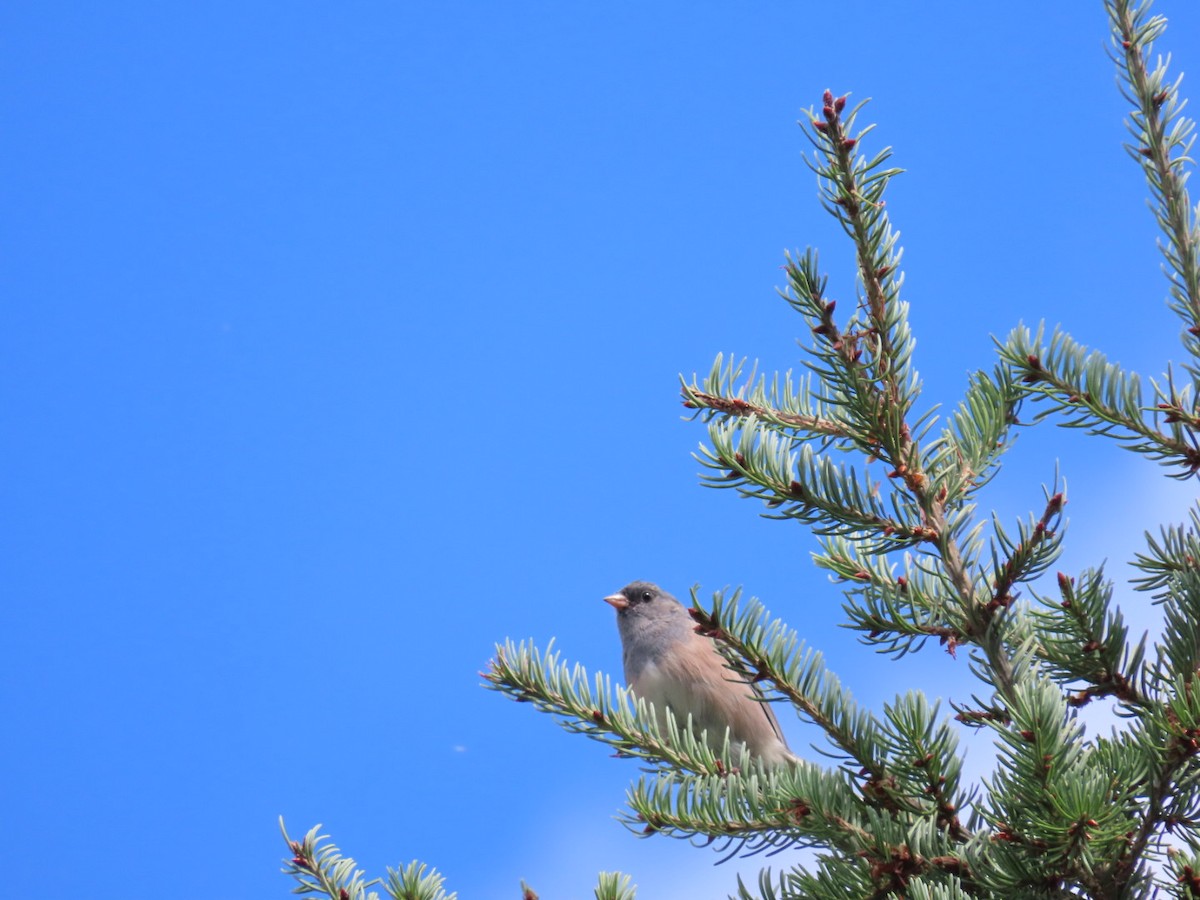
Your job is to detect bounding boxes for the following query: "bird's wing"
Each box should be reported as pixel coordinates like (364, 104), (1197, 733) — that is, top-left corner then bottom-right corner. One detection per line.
(711, 641), (790, 744)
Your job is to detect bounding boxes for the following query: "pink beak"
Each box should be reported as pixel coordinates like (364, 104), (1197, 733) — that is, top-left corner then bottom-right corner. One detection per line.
(603, 593), (629, 610)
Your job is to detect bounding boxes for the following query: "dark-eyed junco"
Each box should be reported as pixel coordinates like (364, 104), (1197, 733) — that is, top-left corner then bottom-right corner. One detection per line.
(604, 581), (796, 768)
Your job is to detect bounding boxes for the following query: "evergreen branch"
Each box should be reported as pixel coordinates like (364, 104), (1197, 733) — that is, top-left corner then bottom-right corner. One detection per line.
(1001, 323), (1200, 475)
(807, 96), (912, 410)
(1137, 511), (1200, 692)
(985, 489), (1067, 614)
(681, 353), (851, 443)
(622, 764), (869, 857)
(736, 863), (860, 900)
(1120, 726), (1200, 890)
(777, 246), (882, 453)
(815, 538), (971, 659)
(879, 693), (971, 843)
(733, 824), (980, 900)
(1107, 0), (1200, 364)
(692, 589), (972, 837)
(816, 484), (1066, 675)
(383, 863), (459, 900)
(696, 415), (927, 547)
(683, 384), (842, 437)
(900, 878), (975, 900)
(484, 638), (749, 774)
(281, 819), (460, 900)
(1088, 512), (1200, 887)
(978, 678), (1143, 895)
(627, 768), (976, 896)
(997, 1), (1200, 482)
(1159, 763), (1200, 852)
(593, 872), (637, 900)
(690, 93), (1027, 705)
(1168, 851), (1200, 899)
(688, 589), (888, 778)
(280, 817), (628, 900)
(805, 95), (1027, 702)
(801, 96), (919, 473)
(281, 819), (385, 900)
(1029, 567), (1149, 710)
(923, 367), (1022, 506)
(1131, 503), (1200, 598)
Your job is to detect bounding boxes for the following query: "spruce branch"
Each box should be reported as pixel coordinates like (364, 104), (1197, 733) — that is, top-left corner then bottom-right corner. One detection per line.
(686, 588), (887, 778)
(819, 97), (1029, 700)
(923, 367), (1023, 506)
(625, 767), (977, 892)
(693, 590), (975, 845)
(732, 821), (979, 900)
(878, 692), (971, 843)
(679, 66), (1200, 892)
(1029, 567), (1149, 710)
(976, 677), (1147, 896)
(483, 638), (744, 774)
(696, 414), (921, 545)
(736, 861), (976, 900)
(1168, 851), (1200, 899)
(684, 93), (1084, 729)
(817, 537), (971, 659)
(682, 353), (852, 445)
(1138, 512), (1200, 692)
(384, 863), (459, 900)
(279, 819), (459, 900)
(804, 93), (918, 447)
(1107, 0), (1200, 360)
(281, 819), (384, 900)
(280, 817), (636, 900)
(593, 872), (638, 900)
(621, 764), (868, 859)
(999, 0), (1200, 478)
(1000, 323), (1200, 475)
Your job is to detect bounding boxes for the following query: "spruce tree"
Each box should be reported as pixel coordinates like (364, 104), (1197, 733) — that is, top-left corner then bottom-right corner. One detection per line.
(281, 0), (1199, 895)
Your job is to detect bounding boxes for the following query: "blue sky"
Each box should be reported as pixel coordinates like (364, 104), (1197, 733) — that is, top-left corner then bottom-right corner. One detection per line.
(5, 2), (1200, 897)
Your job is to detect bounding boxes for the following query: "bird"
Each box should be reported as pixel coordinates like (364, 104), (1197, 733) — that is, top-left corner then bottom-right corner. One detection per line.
(604, 580), (796, 768)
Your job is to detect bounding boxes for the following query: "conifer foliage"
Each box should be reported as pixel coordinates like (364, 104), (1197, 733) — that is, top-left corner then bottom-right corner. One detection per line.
(282, 1), (1199, 896)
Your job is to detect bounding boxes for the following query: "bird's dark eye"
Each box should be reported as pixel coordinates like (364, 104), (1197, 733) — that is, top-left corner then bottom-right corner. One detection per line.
(641, 591), (653, 602)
